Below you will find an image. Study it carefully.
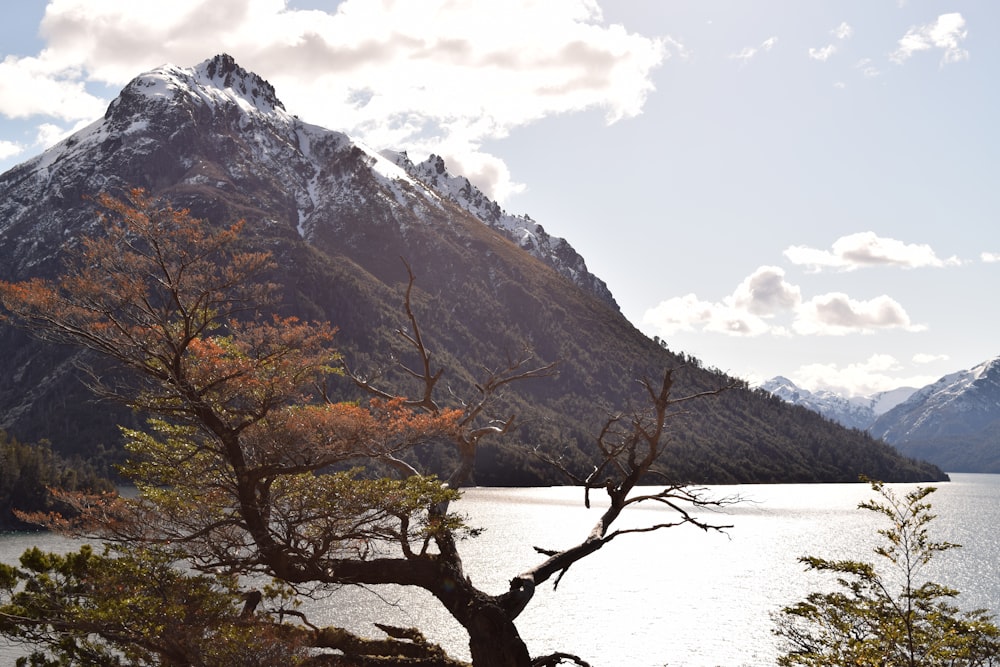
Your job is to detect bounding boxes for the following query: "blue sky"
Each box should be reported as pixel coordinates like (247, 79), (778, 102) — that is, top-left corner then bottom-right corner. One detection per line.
(1, 1), (997, 396)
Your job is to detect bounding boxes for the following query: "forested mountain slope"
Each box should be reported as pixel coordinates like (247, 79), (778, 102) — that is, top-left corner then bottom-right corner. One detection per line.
(0, 55), (944, 484)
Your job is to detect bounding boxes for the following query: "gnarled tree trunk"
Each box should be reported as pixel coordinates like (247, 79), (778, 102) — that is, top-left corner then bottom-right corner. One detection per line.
(465, 600), (531, 667)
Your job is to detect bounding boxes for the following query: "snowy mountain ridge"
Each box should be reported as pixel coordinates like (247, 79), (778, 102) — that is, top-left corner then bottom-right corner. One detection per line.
(764, 356), (1000, 472)
(387, 151), (616, 306)
(131, 56), (286, 116)
(1, 54), (614, 308)
(0, 53), (949, 485)
(871, 356), (1000, 445)
(759, 376), (903, 431)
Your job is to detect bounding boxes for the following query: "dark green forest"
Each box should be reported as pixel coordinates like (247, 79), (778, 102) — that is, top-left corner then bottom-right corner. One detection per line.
(0, 430), (114, 531)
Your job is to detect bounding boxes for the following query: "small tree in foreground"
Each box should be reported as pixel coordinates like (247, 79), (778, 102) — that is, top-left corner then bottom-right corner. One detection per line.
(0, 189), (732, 667)
(773, 481), (1000, 667)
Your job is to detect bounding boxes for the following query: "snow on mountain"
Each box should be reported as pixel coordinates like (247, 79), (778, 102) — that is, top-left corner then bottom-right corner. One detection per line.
(127, 55), (287, 117)
(760, 376), (883, 431)
(871, 356), (1000, 446)
(387, 151), (617, 307)
(764, 356), (1000, 472)
(868, 386), (918, 416)
(0, 54), (615, 309)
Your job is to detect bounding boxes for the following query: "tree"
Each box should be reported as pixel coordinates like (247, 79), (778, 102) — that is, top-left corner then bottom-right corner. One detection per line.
(0, 189), (730, 667)
(0, 430), (113, 531)
(0, 544), (314, 666)
(773, 481), (1000, 667)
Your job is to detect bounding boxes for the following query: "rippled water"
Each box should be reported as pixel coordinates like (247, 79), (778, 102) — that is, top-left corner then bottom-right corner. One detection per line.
(3, 474), (998, 666)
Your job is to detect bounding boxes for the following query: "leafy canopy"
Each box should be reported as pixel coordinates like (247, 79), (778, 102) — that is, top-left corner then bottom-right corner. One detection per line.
(773, 481), (1000, 667)
(0, 189), (731, 667)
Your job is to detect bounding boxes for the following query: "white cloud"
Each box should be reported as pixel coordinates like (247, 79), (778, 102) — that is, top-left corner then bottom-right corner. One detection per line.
(808, 45), (837, 62)
(784, 231), (961, 271)
(832, 22), (854, 41)
(6, 0), (671, 202)
(642, 293), (722, 335)
(809, 23), (850, 62)
(0, 139), (23, 160)
(891, 13), (969, 65)
(641, 293), (772, 338)
(728, 266), (801, 316)
(792, 354), (938, 396)
(0, 55), (108, 121)
(34, 119), (94, 148)
(438, 150), (524, 202)
(913, 352), (949, 364)
(642, 266), (800, 337)
(982, 252), (1000, 263)
(793, 292), (924, 336)
(730, 36), (778, 65)
(702, 309), (772, 337)
(643, 264), (925, 340)
(662, 36), (693, 62)
(730, 47), (757, 65)
(857, 58), (880, 78)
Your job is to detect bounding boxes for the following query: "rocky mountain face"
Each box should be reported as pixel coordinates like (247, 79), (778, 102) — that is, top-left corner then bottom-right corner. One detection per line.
(761, 377), (880, 431)
(870, 357), (1000, 472)
(389, 152), (618, 308)
(764, 359), (1000, 473)
(0, 55), (611, 304)
(0, 54), (945, 484)
(760, 377), (916, 432)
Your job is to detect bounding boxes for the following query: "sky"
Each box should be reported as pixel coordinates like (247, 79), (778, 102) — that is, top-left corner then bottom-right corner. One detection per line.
(1, 0), (997, 397)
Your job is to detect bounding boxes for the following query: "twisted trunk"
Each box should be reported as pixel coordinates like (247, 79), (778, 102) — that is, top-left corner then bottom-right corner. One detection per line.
(430, 532), (532, 667)
(464, 600), (531, 667)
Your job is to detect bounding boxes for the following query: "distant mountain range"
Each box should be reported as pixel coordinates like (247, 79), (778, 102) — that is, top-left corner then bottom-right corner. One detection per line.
(763, 356), (1000, 473)
(0, 54), (945, 484)
(760, 377), (916, 432)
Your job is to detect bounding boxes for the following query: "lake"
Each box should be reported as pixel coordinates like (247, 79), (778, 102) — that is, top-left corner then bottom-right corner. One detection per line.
(3, 473), (999, 666)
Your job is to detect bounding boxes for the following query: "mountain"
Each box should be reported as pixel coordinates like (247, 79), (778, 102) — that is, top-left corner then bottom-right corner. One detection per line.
(388, 151), (617, 309)
(871, 357), (1000, 472)
(0, 54), (945, 484)
(761, 377), (876, 431)
(869, 386), (920, 416)
(764, 360), (1000, 474)
(760, 377), (917, 431)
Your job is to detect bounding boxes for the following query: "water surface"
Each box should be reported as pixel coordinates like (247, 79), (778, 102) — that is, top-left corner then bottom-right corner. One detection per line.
(3, 474), (997, 666)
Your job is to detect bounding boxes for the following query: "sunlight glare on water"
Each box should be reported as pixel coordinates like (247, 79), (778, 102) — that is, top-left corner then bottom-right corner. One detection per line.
(2, 475), (998, 666)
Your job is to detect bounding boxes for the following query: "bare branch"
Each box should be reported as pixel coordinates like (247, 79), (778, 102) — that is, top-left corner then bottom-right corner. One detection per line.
(342, 259), (556, 496)
(501, 368), (736, 619)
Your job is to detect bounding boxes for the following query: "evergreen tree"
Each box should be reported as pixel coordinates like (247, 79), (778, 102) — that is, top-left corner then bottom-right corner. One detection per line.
(774, 481), (1000, 666)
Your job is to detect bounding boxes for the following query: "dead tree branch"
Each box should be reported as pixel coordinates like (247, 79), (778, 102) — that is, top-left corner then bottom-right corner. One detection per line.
(501, 369), (738, 619)
(342, 259), (557, 492)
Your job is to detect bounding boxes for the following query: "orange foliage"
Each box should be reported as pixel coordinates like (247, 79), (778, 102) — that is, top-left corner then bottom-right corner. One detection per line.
(237, 397), (462, 471)
(15, 488), (128, 535)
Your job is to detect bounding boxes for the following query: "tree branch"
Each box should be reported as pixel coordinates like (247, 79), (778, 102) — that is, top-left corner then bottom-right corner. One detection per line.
(502, 369), (736, 619)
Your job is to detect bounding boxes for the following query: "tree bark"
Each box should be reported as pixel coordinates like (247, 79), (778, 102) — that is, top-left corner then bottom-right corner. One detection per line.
(424, 533), (532, 667)
(464, 597), (532, 667)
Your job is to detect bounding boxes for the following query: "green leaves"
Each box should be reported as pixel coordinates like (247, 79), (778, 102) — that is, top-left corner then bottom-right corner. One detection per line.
(0, 430), (113, 530)
(0, 544), (309, 667)
(774, 482), (1000, 667)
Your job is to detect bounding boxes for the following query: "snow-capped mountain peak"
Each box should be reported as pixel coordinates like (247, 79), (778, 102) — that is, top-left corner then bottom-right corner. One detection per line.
(760, 377), (881, 430)
(387, 151), (617, 308)
(873, 355), (1000, 441)
(113, 54), (287, 121)
(0, 54), (616, 311)
(764, 356), (1000, 472)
